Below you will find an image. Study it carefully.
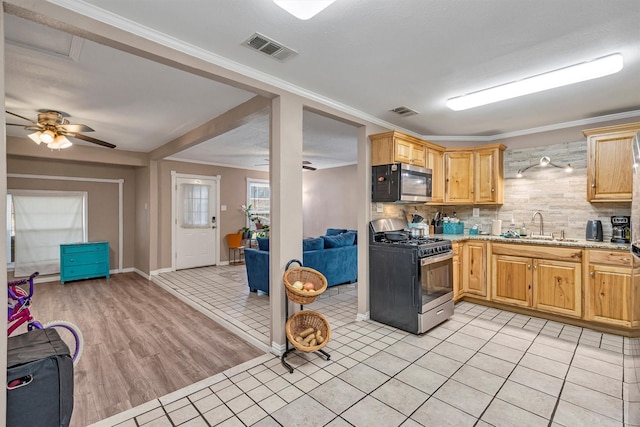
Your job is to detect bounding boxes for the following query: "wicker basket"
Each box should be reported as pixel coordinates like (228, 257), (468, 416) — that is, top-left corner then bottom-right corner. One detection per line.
(283, 266), (327, 304)
(285, 310), (331, 353)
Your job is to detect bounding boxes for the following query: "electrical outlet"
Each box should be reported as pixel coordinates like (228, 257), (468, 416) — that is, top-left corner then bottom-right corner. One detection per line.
(221, 205), (227, 211)
(376, 202), (384, 213)
(473, 208), (480, 217)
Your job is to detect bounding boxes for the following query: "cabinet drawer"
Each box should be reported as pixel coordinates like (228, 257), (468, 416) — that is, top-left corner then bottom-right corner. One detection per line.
(61, 242), (108, 255)
(62, 252), (106, 265)
(589, 250), (634, 267)
(63, 263), (109, 279)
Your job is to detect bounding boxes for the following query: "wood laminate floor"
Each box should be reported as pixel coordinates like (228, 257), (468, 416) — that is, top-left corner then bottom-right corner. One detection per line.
(23, 272), (265, 426)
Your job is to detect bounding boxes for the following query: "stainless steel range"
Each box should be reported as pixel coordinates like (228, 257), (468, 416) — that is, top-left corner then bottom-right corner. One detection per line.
(369, 218), (454, 334)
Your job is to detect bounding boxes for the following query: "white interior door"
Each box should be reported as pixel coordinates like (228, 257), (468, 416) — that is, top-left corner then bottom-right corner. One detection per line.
(175, 176), (218, 270)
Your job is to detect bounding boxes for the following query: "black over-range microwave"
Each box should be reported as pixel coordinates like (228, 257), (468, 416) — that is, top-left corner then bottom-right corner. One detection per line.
(372, 163), (432, 203)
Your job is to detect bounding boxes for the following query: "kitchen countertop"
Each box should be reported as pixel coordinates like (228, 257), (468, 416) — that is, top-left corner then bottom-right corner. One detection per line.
(432, 232), (631, 251)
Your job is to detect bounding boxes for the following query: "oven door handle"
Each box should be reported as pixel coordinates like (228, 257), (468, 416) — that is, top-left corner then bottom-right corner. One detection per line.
(420, 251), (454, 266)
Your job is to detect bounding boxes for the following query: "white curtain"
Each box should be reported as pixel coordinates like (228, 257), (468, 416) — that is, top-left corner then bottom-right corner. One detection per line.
(181, 184), (210, 228)
(13, 192), (85, 277)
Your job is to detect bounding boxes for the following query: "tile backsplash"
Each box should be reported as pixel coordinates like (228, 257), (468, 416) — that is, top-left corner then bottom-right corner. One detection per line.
(372, 140), (631, 240)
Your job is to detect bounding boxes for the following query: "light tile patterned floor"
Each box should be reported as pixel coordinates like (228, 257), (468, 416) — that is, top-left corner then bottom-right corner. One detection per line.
(93, 266), (640, 426)
(152, 264), (358, 348)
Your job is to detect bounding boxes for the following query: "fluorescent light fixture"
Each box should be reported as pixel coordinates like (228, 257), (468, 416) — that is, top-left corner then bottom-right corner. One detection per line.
(447, 53), (624, 111)
(273, 0), (336, 20)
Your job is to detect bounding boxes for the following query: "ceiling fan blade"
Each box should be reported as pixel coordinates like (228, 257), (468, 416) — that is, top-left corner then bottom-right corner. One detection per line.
(66, 132), (116, 149)
(59, 124), (94, 133)
(302, 160), (312, 165)
(6, 123), (31, 126)
(303, 165), (317, 171)
(6, 110), (37, 124)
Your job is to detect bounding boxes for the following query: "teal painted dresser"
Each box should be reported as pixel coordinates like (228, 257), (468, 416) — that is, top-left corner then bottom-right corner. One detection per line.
(60, 241), (110, 284)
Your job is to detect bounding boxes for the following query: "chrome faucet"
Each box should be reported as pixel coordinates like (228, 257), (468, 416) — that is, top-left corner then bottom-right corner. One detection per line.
(532, 211), (544, 236)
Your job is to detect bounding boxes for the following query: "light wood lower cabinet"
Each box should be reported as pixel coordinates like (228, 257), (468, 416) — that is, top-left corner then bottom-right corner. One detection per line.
(452, 242), (462, 301)
(585, 249), (640, 328)
(463, 241), (487, 297)
(490, 244), (582, 318)
(492, 254), (531, 307)
(533, 259), (582, 318)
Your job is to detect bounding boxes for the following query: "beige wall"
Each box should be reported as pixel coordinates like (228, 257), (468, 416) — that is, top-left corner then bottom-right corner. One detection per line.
(7, 156), (137, 277)
(303, 165), (358, 238)
(157, 160), (269, 267)
(135, 165), (151, 274)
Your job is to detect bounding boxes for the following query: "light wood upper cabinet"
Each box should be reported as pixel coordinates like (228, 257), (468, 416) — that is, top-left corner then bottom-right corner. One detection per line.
(463, 241), (487, 297)
(370, 131), (426, 168)
(584, 249), (639, 327)
(427, 148), (445, 204)
(584, 122), (640, 202)
(475, 148), (504, 204)
(490, 243), (582, 318)
(445, 145), (505, 205)
(445, 151), (474, 204)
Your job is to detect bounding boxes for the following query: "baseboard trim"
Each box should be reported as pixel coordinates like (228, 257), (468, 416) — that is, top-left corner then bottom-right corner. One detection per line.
(133, 269), (151, 280)
(271, 342), (286, 356)
(150, 268), (173, 276)
(151, 277), (271, 353)
(356, 312), (370, 322)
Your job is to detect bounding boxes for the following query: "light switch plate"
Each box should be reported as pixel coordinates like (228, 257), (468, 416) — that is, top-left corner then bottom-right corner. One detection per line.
(221, 205), (227, 211)
(473, 208), (480, 217)
(376, 202), (384, 213)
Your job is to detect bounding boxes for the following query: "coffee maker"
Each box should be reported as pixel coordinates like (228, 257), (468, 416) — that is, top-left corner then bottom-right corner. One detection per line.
(611, 216), (631, 243)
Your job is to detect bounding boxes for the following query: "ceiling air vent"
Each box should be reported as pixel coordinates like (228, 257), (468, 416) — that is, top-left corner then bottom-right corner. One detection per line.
(390, 106), (419, 117)
(244, 33), (297, 61)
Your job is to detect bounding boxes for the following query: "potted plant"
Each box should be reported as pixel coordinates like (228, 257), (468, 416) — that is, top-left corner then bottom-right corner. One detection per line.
(239, 226), (251, 239)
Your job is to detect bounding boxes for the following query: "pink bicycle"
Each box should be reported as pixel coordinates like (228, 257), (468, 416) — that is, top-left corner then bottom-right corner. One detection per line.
(8, 272), (84, 365)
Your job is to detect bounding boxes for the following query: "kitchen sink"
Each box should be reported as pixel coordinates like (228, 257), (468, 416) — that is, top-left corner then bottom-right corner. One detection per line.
(527, 235), (554, 240)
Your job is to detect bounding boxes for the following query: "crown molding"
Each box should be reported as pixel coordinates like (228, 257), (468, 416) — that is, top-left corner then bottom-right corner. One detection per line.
(31, 1), (640, 144)
(424, 109), (640, 142)
(46, 0), (411, 135)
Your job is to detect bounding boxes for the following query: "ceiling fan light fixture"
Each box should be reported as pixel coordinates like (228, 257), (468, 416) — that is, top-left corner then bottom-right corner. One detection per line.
(28, 131), (43, 145)
(47, 134), (72, 150)
(446, 53), (624, 111)
(273, 0), (336, 20)
(39, 129), (56, 144)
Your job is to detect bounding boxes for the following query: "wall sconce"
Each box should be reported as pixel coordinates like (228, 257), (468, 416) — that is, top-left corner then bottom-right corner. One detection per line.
(516, 156), (573, 178)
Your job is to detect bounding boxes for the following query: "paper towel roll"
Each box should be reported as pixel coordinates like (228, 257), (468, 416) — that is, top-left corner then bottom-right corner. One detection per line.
(491, 220), (503, 235)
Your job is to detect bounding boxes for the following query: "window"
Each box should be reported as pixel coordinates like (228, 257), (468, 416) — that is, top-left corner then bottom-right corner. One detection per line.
(180, 183), (210, 228)
(247, 179), (270, 228)
(8, 191), (87, 276)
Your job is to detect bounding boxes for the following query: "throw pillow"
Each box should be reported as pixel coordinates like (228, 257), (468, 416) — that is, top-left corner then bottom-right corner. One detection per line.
(302, 237), (324, 251)
(325, 228), (348, 236)
(322, 231), (355, 248)
(257, 237), (270, 251)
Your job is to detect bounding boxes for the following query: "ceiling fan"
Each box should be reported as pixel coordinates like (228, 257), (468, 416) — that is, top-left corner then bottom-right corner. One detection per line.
(5, 110), (116, 149)
(255, 159), (317, 171)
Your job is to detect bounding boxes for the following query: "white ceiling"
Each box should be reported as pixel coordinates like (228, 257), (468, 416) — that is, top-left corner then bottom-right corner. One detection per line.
(4, 0), (640, 170)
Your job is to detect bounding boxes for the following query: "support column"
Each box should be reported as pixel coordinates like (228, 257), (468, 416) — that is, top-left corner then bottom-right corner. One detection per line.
(357, 126), (371, 320)
(269, 95), (304, 354)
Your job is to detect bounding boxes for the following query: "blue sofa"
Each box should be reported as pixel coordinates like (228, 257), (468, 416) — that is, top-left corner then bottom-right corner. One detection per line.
(244, 229), (358, 294)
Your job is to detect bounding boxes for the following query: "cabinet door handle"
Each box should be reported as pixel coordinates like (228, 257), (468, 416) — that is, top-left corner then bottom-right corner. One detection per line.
(591, 184), (596, 188)
(491, 188), (495, 192)
(527, 264), (531, 269)
(533, 265), (537, 269)
(590, 271), (595, 277)
(618, 257), (630, 262)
